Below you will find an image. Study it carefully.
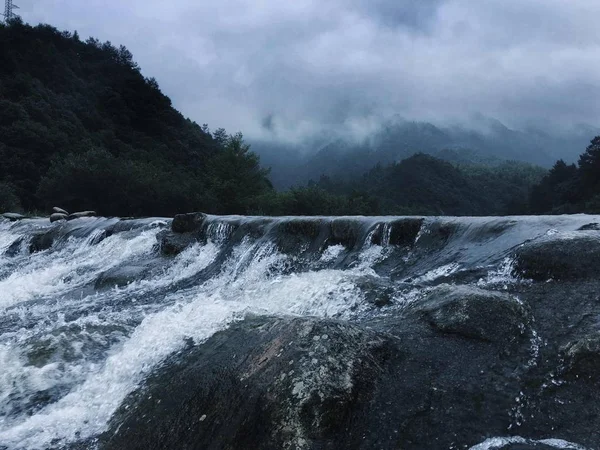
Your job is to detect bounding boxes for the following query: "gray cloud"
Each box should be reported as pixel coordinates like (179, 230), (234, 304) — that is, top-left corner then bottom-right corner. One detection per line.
(14, 0), (600, 142)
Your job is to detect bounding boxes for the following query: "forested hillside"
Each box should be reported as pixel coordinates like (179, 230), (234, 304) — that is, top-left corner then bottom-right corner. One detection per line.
(305, 154), (545, 216)
(254, 119), (598, 190)
(529, 137), (600, 214)
(0, 19), (272, 216)
(1, 19), (597, 218)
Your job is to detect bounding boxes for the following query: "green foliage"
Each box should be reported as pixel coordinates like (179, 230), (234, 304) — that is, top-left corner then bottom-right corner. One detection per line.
(37, 148), (204, 216)
(578, 136), (600, 194)
(2, 20), (592, 218)
(205, 133), (272, 214)
(528, 136), (600, 214)
(0, 21), (273, 216)
(309, 154), (544, 216)
(251, 186), (380, 216)
(0, 181), (22, 212)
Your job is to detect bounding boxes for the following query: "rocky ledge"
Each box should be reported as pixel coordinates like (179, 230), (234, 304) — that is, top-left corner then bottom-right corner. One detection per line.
(100, 278), (600, 449)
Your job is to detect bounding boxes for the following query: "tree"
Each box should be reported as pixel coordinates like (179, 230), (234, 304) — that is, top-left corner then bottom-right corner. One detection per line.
(578, 136), (600, 194)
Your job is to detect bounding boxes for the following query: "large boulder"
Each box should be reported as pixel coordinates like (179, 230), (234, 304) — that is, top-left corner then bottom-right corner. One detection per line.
(156, 229), (198, 256)
(29, 231), (57, 253)
(99, 308), (538, 450)
(101, 316), (391, 450)
(94, 274), (600, 450)
(171, 212), (206, 233)
(157, 212), (208, 256)
(410, 284), (531, 345)
(513, 232), (600, 281)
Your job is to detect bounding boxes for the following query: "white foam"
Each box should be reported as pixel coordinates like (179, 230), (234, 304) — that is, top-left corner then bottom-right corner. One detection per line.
(0, 239), (364, 449)
(410, 262), (460, 283)
(320, 244), (345, 262)
(0, 229), (159, 310)
(470, 436), (589, 450)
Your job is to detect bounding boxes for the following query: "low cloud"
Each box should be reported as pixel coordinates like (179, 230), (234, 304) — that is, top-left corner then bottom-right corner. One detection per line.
(16, 0), (600, 142)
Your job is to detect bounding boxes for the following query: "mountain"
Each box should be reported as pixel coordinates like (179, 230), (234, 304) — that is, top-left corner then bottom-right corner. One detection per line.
(254, 118), (598, 189)
(0, 20), (272, 215)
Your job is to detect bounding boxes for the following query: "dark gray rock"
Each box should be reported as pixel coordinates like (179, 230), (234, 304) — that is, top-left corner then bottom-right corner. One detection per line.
(469, 439), (586, 449)
(274, 218), (325, 255)
(412, 285), (531, 345)
(513, 232), (600, 281)
(29, 231), (57, 253)
(330, 218), (361, 247)
(354, 275), (395, 307)
(94, 271), (600, 450)
(52, 207), (69, 215)
(387, 218), (424, 246)
(102, 316), (390, 450)
(99, 310), (537, 450)
(2, 212), (25, 221)
(562, 335), (600, 381)
(5, 237), (27, 256)
(50, 213), (68, 223)
(577, 222), (600, 231)
(156, 229), (198, 256)
(95, 265), (151, 289)
(67, 211), (97, 220)
(172, 212), (206, 233)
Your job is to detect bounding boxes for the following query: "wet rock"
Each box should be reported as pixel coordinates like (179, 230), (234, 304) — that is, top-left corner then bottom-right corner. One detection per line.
(95, 265), (151, 289)
(354, 275), (395, 307)
(157, 229), (197, 256)
(561, 335), (600, 381)
(67, 211), (97, 220)
(412, 220), (459, 252)
(277, 218), (322, 239)
(100, 312), (538, 450)
(2, 212), (25, 221)
(387, 218), (424, 246)
(29, 231), (57, 253)
(517, 331), (600, 447)
(5, 237), (27, 256)
(50, 212), (68, 223)
(274, 219), (325, 254)
(330, 218), (361, 247)
(368, 218), (423, 247)
(101, 316), (390, 450)
(577, 222), (600, 231)
(514, 233), (600, 281)
(52, 207), (69, 215)
(172, 212), (206, 233)
(411, 285), (531, 345)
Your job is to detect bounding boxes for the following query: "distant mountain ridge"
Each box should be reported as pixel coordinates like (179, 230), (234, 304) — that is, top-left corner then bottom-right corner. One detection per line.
(254, 118), (598, 189)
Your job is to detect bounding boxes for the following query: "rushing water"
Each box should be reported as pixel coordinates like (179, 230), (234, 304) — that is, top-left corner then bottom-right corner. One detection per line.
(0, 214), (598, 450)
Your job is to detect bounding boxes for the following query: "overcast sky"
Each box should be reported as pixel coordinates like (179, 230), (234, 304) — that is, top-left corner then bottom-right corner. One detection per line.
(15, 0), (600, 141)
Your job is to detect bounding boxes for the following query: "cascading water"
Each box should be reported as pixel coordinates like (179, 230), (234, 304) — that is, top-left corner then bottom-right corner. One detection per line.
(0, 214), (598, 450)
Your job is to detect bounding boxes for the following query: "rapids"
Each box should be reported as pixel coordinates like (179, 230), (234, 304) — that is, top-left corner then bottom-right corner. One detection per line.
(0, 214), (598, 449)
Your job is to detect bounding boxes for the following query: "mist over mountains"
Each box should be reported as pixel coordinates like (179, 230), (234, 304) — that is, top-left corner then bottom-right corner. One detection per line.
(253, 117), (599, 189)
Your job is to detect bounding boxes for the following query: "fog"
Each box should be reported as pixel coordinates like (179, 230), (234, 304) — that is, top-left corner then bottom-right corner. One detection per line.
(16, 0), (600, 153)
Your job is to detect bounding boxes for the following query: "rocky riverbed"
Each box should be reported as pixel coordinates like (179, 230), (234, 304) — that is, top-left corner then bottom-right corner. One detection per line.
(0, 214), (598, 449)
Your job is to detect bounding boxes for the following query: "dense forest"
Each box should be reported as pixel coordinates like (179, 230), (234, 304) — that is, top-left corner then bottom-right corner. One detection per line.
(1, 20), (598, 217)
(528, 137), (600, 214)
(0, 19), (271, 216)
